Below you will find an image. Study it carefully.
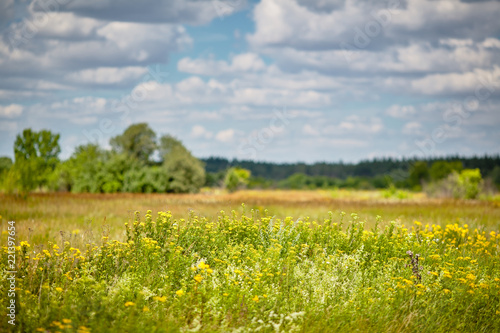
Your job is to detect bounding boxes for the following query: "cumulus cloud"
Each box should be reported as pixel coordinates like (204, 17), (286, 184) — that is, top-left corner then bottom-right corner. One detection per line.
(34, 0), (247, 25)
(248, 0), (500, 51)
(410, 66), (500, 95)
(178, 53), (266, 76)
(402, 121), (422, 135)
(215, 129), (235, 143)
(386, 105), (416, 118)
(0, 104), (23, 118)
(191, 125), (213, 139)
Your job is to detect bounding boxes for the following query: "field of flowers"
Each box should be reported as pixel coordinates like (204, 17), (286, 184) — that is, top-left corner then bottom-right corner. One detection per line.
(2, 205), (500, 332)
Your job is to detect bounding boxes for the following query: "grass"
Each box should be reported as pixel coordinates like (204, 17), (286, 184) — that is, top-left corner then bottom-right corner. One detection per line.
(1, 190), (500, 332)
(1, 190), (499, 245)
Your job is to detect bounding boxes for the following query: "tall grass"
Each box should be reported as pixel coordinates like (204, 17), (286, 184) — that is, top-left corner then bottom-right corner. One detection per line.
(2, 207), (499, 332)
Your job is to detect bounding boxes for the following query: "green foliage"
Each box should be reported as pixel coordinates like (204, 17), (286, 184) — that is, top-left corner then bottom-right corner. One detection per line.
(64, 144), (106, 193)
(408, 161), (429, 190)
(11, 129), (60, 192)
(426, 168), (483, 199)
(7, 210), (500, 332)
(224, 167), (251, 192)
(489, 166), (500, 188)
(110, 123), (157, 164)
(456, 168), (483, 199)
(0, 156), (12, 189)
(429, 161), (463, 181)
(204, 171), (226, 188)
(123, 166), (168, 193)
(161, 135), (205, 193)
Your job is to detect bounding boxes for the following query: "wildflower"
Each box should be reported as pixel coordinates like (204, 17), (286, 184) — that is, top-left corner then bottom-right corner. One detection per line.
(207, 268), (213, 274)
(124, 302), (135, 307)
(55, 287), (63, 292)
(143, 306), (149, 312)
(194, 274), (203, 283)
(223, 293), (229, 296)
(252, 296), (259, 302)
(466, 274), (476, 281)
(442, 289), (451, 294)
(62, 319), (72, 324)
(154, 296), (167, 302)
(176, 289), (185, 296)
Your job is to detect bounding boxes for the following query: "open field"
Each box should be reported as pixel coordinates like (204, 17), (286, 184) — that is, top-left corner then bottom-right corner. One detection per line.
(1, 190), (500, 246)
(1, 190), (500, 332)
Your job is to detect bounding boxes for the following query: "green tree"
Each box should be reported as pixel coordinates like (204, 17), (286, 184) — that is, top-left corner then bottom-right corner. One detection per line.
(11, 129), (60, 192)
(488, 166), (500, 188)
(0, 156), (12, 189)
(408, 161), (429, 190)
(456, 169), (483, 199)
(64, 144), (106, 193)
(224, 167), (251, 192)
(429, 161), (463, 181)
(123, 166), (168, 193)
(110, 123), (157, 164)
(160, 135), (205, 193)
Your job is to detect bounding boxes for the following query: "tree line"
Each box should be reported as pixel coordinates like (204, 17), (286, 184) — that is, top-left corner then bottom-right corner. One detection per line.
(1, 123), (499, 196)
(0, 124), (205, 194)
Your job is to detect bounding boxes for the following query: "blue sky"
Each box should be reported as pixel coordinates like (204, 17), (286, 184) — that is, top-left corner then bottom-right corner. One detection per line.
(0, 0), (499, 163)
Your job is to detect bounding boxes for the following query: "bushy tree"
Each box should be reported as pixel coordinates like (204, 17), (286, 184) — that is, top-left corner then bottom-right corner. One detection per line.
(63, 144), (106, 193)
(224, 167), (251, 192)
(160, 135), (205, 193)
(456, 169), (482, 199)
(408, 161), (429, 190)
(11, 129), (60, 192)
(489, 166), (500, 189)
(123, 166), (168, 193)
(425, 168), (483, 199)
(0, 156), (12, 189)
(429, 161), (463, 181)
(110, 123), (157, 164)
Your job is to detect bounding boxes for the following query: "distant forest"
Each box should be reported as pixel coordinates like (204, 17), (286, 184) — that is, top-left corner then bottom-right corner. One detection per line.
(3, 124), (499, 195)
(203, 155), (500, 181)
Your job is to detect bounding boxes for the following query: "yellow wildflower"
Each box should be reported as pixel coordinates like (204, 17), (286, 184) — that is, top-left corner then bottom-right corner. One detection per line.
(154, 296), (167, 302)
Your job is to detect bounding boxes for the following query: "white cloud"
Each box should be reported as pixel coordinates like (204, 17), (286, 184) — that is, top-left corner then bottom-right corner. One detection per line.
(215, 129), (235, 143)
(386, 105), (416, 118)
(0, 104), (23, 118)
(66, 66), (148, 85)
(402, 121), (422, 135)
(48, 0), (246, 25)
(335, 116), (383, 134)
(178, 53), (266, 76)
(248, 0), (500, 51)
(302, 124), (319, 136)
(411, 66), (500, 95)
(191, 125), (213, 139)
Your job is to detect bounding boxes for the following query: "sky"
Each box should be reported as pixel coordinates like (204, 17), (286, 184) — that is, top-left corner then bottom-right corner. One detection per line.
(0, 0), (499, 163)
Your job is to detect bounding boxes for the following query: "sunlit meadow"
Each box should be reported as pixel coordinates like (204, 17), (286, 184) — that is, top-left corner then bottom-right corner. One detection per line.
(1, 196), (500, 332)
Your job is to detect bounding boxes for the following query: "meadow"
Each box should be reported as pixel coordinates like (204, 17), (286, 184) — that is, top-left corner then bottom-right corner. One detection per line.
(1, 190), (500, 332)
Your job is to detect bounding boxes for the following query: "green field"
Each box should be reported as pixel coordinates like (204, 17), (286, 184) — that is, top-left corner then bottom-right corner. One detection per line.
(1, 191), (500, 332)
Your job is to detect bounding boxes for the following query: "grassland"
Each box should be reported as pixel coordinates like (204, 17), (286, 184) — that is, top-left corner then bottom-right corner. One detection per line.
(1, 190), (500, 332)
